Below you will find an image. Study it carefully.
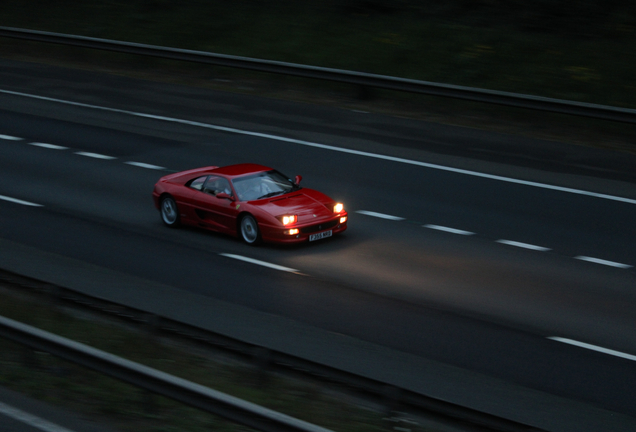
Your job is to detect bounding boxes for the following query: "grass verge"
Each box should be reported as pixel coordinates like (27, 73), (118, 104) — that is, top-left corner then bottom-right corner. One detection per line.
(0, 283), (445, 432)
(1, 1), (636, 156)
(1, 38), (635, 158)
(1, 1), (635, 107)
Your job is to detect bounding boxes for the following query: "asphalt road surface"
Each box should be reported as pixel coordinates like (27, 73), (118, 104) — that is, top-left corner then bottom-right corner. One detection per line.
(0, 60), (635, 427)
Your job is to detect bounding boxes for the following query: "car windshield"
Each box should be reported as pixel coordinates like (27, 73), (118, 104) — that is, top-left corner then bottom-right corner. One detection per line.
(232, 170), (299, 201)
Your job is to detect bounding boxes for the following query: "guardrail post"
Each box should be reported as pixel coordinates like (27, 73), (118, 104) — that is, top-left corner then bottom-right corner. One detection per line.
(381, 385), (403, 430)
(45, 285), (64, 317)
(143, 313), (161, 337)
(252, 346), (271, 388)
(383, 384), (401, 413)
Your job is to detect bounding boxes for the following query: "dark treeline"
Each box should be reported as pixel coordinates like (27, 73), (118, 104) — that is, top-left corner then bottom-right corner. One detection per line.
(272, 0), (636, 37)
(5, 0), (636, 40)
(29, 1), (636, 38)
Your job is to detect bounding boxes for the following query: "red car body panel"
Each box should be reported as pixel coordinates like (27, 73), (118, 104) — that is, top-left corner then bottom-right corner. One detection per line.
(153, 164), (347, 244)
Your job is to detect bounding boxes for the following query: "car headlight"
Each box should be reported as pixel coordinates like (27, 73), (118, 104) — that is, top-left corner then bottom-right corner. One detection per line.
(277, 215), (297, 225)
(333, 203), (344, 213)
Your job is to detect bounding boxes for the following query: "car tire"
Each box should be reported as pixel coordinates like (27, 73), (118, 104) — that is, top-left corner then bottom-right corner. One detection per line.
(160, 195), (180, 227)
(239, 214), (261, 245)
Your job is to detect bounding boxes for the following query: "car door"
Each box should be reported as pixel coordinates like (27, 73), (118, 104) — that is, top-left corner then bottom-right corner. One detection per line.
(176, 175), (208, 224)
(189, 175), (239, 233)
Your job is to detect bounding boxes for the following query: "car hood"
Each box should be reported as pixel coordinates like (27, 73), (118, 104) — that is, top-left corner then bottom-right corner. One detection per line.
(253, 190), (334, 222)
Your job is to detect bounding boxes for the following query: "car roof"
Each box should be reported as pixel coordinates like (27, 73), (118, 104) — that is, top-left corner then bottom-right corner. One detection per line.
(211, 163), (272, 177)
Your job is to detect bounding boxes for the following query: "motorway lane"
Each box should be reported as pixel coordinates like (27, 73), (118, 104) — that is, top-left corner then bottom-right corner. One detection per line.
(1, 108), (635, 276)
(2, 58), (635, 187)
(1, 106), (636, 416)
(1, 109), (635, 266)
(1, 201), (635, 416)
(0, 112), (635, 318)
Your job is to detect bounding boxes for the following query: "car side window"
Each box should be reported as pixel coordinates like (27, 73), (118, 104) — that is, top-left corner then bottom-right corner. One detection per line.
(189, 176), (207, 191)
(203, 176), (233, 197)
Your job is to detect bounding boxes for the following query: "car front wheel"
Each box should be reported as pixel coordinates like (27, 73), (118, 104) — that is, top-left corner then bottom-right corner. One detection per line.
(160, 196), (180, 227)
(239, 214), (261, 245)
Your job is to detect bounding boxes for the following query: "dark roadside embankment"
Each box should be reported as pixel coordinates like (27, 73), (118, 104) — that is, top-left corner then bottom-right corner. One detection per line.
(1, 0), (635, 162)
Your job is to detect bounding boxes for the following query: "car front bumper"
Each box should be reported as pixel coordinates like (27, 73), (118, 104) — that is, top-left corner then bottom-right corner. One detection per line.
(260, 215), (348, 244)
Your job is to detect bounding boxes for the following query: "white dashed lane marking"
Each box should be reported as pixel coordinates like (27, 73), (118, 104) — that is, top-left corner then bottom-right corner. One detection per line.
(2, 130), (633, 269)
(423, 224), (475, 235)
(125, 161), (166, 170)
(0, 195), (43, 207)
(356, 212), (632, 268)
(220, 253), (299, 273)
(548, 337), (636, 362)
(0, 134), (22, 140)
(29, 142), (68, 150)
(4, 133), (169, 169)
(2, 88), (636, 205)
(496, 240), (551, 251)
(574, 256), (632, 269)
(356, 210), (405, 220)
(74, 151), (116, 160)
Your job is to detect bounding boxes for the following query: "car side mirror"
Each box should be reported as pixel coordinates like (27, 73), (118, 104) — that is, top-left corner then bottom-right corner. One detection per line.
(294, 175), (302, 186)
(216, 192), (234, 201)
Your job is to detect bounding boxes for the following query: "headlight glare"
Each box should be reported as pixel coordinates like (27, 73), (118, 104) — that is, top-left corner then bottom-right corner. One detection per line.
(279, 215), (297, 225)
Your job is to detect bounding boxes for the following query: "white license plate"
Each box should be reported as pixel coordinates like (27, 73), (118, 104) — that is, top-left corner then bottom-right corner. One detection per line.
(309, 230), (332, 241)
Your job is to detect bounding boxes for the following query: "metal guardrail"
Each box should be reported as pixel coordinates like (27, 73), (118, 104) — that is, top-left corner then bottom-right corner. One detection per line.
(0, 314), (334, 432)
(1, 26), (636, 124)
(0, 269), (542, 432)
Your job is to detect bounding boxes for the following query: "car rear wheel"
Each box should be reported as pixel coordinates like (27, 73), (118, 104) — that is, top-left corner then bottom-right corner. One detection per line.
(160, 196), (180, 227)
(239, 214), (261, 245)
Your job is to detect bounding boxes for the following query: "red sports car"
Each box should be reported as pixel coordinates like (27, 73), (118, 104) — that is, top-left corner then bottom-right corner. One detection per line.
(152, 163), (348, 244)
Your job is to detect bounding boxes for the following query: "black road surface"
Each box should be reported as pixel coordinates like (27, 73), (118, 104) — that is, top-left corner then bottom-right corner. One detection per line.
(0, 59), (635, 428)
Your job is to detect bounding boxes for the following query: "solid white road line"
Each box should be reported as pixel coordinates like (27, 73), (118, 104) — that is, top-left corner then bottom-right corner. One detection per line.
(220, 253), (299, 273)
(495, 239), (551, 251)
(356, 210), (405, 220)
(29, 142), (68, 150)
(423, 224), (474, 235)
(125, 161), (166, 170)
(74, 151), (116, 160)
(0, 194), (43, 207)
(0, 401), (76, 432)
(0, 134), (22, 140)
(548, 337), (636, 362)
(2, 88), (635, 205)
(574, 256), (632, 269)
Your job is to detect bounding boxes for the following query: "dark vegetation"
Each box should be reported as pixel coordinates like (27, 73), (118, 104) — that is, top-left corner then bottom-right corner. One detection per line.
(1, 0), (635, 107)
(0, 286), (401, 432)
